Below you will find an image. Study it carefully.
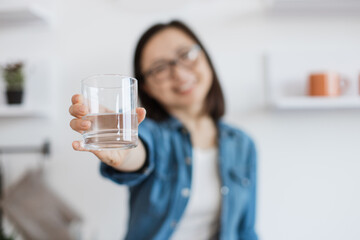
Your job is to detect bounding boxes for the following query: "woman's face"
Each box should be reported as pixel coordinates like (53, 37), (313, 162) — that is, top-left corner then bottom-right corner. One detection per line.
(141, 27), (213, 112)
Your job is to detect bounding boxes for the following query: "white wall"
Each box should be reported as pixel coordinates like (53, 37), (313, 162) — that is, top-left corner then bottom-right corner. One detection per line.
(1, 0), (360, 239)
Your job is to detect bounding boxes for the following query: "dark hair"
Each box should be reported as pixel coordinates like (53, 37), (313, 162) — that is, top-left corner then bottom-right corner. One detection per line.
(133, 20), (225, 122)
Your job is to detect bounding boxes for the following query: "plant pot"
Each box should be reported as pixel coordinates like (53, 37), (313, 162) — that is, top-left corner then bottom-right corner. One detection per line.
(6, 90), (23, 104)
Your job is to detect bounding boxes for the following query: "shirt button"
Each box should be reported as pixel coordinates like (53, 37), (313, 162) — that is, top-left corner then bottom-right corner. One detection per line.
(241, 177), (250, 187)
(181, 188), (190, 198)
(171, 220), (177, 228)
(144, 168), (151, 176)
(185, 156), (192, 165)
(221, 186), (229, 195)
(181, 128), (188, 135)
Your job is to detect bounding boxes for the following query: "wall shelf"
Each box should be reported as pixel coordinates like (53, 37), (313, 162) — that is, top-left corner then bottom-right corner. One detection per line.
(265, 51), (360, 110)
(0, 105), (47, 118)
(0, 58), (52, 118)
(265, 0), (360, 16)
(0, 4), (50, 26)
(271, 96), (360, 110)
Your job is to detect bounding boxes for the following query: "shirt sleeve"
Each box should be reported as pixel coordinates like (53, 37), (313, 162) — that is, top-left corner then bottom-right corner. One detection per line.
(238, 138), (258, 240)
(99, 119), (157, 187)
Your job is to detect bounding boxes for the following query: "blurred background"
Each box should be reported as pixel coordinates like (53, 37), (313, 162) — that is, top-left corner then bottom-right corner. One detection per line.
(1, 0), (360, 239)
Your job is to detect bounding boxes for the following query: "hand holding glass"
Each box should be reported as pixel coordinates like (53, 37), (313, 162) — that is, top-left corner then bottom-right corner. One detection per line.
(81, 74), (138, 150)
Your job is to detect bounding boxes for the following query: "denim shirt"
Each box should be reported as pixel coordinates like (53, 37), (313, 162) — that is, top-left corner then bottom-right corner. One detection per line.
(100, 117), (258, 240)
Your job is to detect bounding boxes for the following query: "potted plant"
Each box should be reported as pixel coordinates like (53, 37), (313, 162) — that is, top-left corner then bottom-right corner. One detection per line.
(2, 62), (25, 104)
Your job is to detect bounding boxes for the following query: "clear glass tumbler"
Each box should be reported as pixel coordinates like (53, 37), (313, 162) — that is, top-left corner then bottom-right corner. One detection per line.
(81, 74), (138, 150)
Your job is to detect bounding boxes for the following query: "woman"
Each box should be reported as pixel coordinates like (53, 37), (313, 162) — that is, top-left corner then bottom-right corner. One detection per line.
(69, 20), (257, 240)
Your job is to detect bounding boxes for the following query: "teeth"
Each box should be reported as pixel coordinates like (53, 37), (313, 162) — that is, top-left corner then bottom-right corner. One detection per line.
(178, 81), (194, 92)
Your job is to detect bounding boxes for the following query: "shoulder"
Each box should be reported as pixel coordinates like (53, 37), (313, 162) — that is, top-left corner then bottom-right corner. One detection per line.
(218, 121), (255, 146)
(139, 118), (159, 129)
(138, 118), (173, 142)
(219, 121), (257, 169)
(139, 118), (173, 129)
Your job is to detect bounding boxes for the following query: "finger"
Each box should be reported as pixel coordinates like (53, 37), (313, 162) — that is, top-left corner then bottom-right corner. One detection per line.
(70, 118), (91, 133)
(72, 141), (90, 152)
(72, 141), (104, 156)
(71, 94), (84, 105)
(69, 104), (89, 118)
(99, 104), (115, 114)
(72, 141), (120, 167)
(136, 107), (146, 124)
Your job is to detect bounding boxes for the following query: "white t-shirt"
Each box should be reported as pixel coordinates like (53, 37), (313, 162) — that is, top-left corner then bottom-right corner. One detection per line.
(171, 147), (221, 240)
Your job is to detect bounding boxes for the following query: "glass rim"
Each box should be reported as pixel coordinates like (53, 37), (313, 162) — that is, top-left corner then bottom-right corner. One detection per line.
(81, 74), (137, 89)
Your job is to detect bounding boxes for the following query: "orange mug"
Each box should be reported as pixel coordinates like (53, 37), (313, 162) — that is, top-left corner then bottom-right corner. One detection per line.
(308, 72), (348, 97)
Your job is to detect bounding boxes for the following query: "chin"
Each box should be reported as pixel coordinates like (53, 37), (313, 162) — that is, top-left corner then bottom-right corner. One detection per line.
(176, 96), (205, 108)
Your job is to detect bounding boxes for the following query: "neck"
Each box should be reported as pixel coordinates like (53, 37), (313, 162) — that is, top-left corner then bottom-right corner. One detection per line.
(167, 103), (211, 131)
(167, 103), (218, 149)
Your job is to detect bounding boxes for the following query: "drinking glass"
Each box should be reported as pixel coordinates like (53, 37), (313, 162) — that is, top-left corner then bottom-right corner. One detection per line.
(81, 74), (138, 150)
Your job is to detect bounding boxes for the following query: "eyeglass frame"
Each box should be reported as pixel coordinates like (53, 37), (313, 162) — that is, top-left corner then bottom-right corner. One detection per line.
(142, 44), (202, 83)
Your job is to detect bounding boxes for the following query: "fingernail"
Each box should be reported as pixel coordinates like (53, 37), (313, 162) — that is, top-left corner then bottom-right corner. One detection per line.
(73, 142), (79, 149)
(81, 121), (89, 127)
(80, 106), (87, 113)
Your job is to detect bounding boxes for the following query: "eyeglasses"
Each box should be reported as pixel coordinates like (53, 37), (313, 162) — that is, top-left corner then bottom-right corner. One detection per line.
(143, 44), (202, 83)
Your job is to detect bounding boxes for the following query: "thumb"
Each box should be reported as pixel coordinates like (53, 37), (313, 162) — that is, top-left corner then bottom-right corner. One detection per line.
(136, 107), (146, 124)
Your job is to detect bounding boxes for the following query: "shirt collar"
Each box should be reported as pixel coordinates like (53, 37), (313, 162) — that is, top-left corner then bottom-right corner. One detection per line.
(162, 116), (234, 137)
(163, 116), (184, 130)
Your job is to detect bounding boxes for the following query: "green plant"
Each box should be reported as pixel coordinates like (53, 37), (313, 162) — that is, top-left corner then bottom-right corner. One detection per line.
(0, 233), (16, 240)
(2, 62), (24, 91)
(0, 228), (16, 240)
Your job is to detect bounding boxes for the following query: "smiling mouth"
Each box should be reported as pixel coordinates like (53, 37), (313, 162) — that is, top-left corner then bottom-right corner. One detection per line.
(175, 80), (197, 94)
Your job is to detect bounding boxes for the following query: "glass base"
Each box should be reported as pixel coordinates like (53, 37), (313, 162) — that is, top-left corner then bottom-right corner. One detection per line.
(83, 130), (138, 151)
(84, 142), (138, 151)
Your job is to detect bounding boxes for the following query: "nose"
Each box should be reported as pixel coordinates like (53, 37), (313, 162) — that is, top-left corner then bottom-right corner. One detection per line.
(169, 61), (193, 83)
